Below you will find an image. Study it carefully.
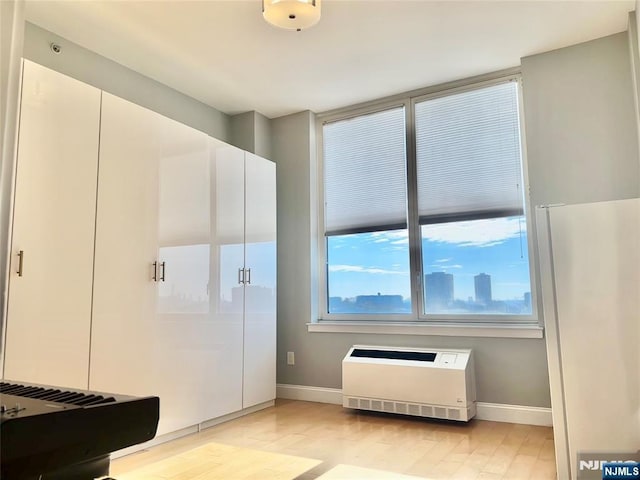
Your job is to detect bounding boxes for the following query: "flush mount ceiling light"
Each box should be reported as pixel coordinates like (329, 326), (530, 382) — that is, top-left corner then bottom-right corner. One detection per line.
(263, 0), (321, 31)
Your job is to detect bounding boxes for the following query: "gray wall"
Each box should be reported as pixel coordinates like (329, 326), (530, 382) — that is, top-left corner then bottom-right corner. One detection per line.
(230, 112), (256, 154)
(254, 112), (273, 160)
(521, 33), (639, 377)
(522, 32), (640, 207)
(271, 111), (552, 407)
(23, 22), (230, 142)
(272, 110), (320, 386)
(271, 32), (640, 409)
(229, 111), (273, 159)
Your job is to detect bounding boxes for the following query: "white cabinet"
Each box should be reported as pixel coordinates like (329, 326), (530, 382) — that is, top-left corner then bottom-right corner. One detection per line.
(3, 60), (101, 390)
(211, 145), (277, 412)
(3, 61), (277, 437)
(89, 93), (213, 435)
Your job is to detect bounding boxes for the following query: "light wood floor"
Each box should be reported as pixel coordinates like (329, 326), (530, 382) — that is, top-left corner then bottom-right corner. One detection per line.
(110, 399), (556, 480)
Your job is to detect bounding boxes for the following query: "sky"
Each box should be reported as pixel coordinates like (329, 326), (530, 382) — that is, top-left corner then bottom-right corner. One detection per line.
(327, 216), (531, 302)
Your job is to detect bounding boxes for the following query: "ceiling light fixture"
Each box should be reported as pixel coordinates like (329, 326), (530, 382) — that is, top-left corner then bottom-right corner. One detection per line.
(263, 0), (321, 31)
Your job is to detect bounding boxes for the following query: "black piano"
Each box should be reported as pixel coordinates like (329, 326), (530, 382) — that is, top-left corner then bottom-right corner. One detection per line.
(0, 380), (160, 480)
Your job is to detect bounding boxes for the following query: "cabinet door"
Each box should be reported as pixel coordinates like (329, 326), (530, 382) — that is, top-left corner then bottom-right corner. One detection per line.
(3, 60), (101, 389)
(90, 94), (212, 435)
(206, 142), (245, 420)
(242, 153), (277, 408)
(89, 92), (162, 404)
(156, 117), (213, 431)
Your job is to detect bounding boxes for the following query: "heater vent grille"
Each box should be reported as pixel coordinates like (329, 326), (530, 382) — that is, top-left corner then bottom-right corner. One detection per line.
(343, 396), (476, 421)
(342, 345), (476, 422)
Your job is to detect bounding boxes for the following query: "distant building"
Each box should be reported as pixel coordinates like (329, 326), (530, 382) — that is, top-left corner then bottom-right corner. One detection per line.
(524, 292), (531, 309)
(329, 296), (345, 313)
(355, 293), (404, 312)
(425, 272), (454, 309)
(474, 273), (492, 305)
(232, 285), (275, 312)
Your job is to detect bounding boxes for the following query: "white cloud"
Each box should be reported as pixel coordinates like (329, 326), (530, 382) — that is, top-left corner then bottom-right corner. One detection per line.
(435, 257), (453, 263)
(328, 264), (407, 275)
(423, 217), (526, 247)
(430, 264), (463, 269)
(391, 238), (409, 245)
(370, 231), (408, 240)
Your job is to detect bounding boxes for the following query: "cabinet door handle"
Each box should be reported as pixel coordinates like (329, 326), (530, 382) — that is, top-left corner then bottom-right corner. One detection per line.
(160, 262), (166, 282)
(16, 250), (24, 277)
(152, 261), (158, 282)
(238, 267), (244, 285)
(246, 268), (251, 285)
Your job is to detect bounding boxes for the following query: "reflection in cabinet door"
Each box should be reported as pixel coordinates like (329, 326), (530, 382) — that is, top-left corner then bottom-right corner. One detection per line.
(89, 93), (213, 435)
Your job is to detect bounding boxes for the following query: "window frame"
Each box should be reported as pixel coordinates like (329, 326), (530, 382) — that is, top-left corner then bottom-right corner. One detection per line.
(316, 72), (539, 326)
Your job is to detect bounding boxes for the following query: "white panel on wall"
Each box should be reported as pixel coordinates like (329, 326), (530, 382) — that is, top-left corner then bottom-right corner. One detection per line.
(540, 199), (640, 479)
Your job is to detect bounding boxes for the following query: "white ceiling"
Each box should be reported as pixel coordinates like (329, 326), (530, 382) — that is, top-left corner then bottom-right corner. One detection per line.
(25, 0), (635, 119)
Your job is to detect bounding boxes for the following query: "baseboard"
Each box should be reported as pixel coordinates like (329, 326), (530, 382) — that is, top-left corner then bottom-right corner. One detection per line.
(276, 383), (552, 427)
(200, 400), (275, 430)
(475, 402), (552, 426)
(111, 424), (199, 459)
(111, 400), (275, 459)
(277, 383), (343, 405)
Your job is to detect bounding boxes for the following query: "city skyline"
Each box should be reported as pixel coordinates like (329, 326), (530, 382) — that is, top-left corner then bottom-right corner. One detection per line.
(327, 216), (532, 312)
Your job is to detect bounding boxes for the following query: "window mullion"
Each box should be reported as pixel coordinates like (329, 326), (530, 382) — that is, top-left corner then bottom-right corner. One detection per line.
(405, 99), (422, 320)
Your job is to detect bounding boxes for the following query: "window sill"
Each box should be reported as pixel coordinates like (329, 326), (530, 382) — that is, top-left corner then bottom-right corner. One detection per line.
(307, 321), (543, 338)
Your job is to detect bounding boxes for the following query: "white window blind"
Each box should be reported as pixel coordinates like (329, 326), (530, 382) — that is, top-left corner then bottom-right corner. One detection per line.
(415, 81), (524, 224)
(323, 106), (407, 235)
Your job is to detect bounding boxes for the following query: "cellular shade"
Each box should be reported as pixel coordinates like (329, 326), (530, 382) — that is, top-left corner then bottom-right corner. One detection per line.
(415, 81), (524, 224)
(323, 106), (407, 235)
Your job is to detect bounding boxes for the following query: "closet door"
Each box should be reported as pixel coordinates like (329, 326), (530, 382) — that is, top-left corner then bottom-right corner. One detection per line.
(156, 116), (212, 431)
(3, 60), (101, 389)
(89, 92), (162, 402)
(206, 142), (245, 420)
(90, 94), (212, 435)
(242, 153), (277, 408)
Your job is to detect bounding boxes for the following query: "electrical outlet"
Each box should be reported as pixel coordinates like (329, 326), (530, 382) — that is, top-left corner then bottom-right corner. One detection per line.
(287, 351), (295, 366)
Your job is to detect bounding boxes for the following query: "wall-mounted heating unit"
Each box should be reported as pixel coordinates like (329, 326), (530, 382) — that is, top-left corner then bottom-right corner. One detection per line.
(342, 345), (476, 421)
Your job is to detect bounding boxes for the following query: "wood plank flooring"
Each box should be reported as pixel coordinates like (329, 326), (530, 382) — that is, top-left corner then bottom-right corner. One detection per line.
(116, 442), (322, 480)
(110, 399), (556, 480)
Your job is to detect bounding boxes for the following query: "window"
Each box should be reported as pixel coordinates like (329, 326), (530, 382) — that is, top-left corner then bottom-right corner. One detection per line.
(320, 77), (534, 322)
